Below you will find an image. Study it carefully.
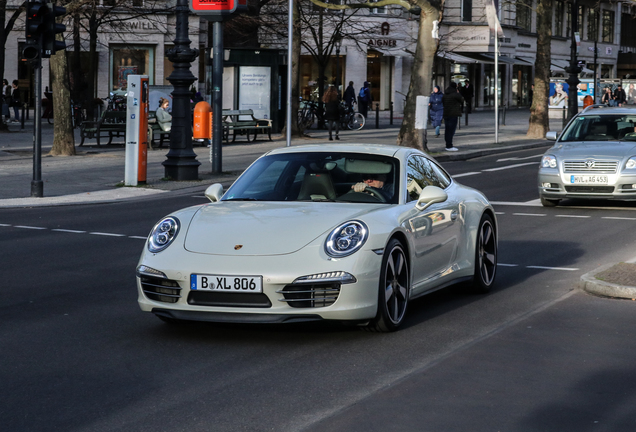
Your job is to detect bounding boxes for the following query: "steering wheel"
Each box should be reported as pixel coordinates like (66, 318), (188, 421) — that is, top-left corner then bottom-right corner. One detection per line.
(343, 187), (387, 203)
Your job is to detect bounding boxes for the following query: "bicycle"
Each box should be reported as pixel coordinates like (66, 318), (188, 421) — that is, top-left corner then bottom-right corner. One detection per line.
(339, 102), (365, 131)
(297, 98), (324, 130)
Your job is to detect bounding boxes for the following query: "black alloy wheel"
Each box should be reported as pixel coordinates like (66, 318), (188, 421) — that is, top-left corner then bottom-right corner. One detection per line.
(473, 214), (497, 293)
(366, 238), (410, 332)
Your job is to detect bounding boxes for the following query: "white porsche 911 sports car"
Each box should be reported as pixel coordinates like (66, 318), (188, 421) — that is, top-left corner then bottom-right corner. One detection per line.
(137, 144), (497, 331)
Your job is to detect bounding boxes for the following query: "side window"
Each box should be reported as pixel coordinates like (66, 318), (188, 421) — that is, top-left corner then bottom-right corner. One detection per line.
(406, 155), (442, 202)
(430, 160), (451, 189)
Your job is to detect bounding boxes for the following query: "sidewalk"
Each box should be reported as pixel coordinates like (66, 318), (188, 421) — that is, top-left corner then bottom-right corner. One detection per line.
(0, 108), (559, 206)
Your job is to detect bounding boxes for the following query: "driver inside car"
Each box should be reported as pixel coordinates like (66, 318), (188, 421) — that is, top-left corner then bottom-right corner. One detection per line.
(351, 173), (394, 200)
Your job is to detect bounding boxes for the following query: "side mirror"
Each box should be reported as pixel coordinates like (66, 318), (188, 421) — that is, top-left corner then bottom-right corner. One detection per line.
(416, 186), (448, 211)
(546, 131), (558, 141)
(204, 183), (224, 202)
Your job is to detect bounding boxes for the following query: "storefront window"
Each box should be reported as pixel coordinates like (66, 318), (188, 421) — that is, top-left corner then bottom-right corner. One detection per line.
(109, 45), (154, 91)
(602, 10), (614, 43)
(555, 1), (564, 37)
(512, 65), (531, 106)
(587, 8), (599, 41)
(299, 55), (344, 101)
(482, 64), (505, 107)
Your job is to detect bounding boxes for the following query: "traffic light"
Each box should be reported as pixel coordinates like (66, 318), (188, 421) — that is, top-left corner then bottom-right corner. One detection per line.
(23, 0), (47, 60)
(42, 1), (67, 58)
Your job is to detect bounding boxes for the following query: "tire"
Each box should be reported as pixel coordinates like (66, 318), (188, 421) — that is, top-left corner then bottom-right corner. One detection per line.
(472, 214), (497, 293)
(365, 239), (410, 332)
(540, 196), (560, 207)
(348, 113), (365, 130)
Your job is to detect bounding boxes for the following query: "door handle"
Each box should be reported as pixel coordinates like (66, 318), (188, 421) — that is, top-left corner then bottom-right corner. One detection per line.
(450, 210), (458, 221)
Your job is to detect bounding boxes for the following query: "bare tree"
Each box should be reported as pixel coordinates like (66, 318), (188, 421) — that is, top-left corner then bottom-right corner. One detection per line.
(527, 0), (552, 138)
(50, 31), (75, 155)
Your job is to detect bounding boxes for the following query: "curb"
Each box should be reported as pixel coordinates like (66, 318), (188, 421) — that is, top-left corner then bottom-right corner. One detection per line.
(580, 263), (636, 299)
(431, 140), (551, 162)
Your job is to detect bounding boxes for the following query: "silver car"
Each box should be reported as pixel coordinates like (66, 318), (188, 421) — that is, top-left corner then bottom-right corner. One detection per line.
(538, 106), (636, 206)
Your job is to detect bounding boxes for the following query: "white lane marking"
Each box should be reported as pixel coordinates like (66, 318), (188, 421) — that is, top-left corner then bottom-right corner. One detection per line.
(497, 263), (519, 267)
(497, 155), (543, 162)
(0, 223), (11, 226)
(89, 232), (126, 237)
(52, 229), (86, 233)
(14, 225), (47, 230)
(452, 172), (481, 178)
(526, 266), (580, 271)
(512, 213), (547, 217)
(129, 236), (147, 240)
(482, 162), (538, 172)
(491, 201), (543, 207)
(495, 212), (505, 215)
(555, 214), (591, 218)
(601, 216), (636, 221)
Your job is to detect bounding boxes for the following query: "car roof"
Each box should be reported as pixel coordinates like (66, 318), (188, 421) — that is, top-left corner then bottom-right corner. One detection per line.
(266, 143), (408, 158)
(579, 106), (636, 116)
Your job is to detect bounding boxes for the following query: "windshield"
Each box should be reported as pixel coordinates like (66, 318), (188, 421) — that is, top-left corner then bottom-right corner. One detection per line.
(223, 152), (400, 204)
(560, 114), (636, 142)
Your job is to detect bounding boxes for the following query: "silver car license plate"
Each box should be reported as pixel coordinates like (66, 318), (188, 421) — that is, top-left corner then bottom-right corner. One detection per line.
(570, 175), (608, 184)
(191, 274), (263, 293)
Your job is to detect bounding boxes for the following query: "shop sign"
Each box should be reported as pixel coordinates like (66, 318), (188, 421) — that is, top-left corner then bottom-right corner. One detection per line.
(368, 39), (397, 48)
(190, 0), (241, 15)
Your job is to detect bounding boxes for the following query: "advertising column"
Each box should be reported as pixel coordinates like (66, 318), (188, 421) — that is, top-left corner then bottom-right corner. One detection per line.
(125, 75), (149, 186)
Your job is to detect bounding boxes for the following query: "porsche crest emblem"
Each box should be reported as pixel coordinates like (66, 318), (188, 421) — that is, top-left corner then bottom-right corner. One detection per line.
(234, 245), (243, 250)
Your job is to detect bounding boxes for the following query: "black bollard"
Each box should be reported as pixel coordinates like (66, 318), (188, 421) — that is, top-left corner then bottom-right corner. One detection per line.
(21, 103), (25, 130)
(562, 106), (567, 129)
(465, 109), (468, 126)
(502, 105), (506, 126)
(375, 103), (379, 129)
(390, 101), (393, 125)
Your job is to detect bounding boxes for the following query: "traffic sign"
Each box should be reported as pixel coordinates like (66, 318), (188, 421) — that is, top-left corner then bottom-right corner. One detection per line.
(190, 0), (237, 15)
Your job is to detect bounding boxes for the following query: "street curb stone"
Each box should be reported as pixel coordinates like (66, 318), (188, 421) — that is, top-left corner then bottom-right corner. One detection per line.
(580, 263), (636, 299)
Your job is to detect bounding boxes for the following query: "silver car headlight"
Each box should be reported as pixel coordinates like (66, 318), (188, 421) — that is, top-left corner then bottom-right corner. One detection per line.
(325, 220), (368, 258)
(626, 157), (636, 169)
(541, 155), (557, 169)
(148, 217), (180, 253)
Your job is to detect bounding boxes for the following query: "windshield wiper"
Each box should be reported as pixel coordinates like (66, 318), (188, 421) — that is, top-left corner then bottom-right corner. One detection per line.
(223, 197), (261, 201)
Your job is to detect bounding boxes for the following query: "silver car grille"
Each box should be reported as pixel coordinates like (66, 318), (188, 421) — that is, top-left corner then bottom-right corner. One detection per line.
(563, 160), (618, 173)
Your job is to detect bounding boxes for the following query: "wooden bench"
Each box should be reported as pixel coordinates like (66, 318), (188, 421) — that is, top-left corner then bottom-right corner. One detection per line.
(79, 111), (127, 146)
(222, 109), (272, 143)
(148, 111), (170, 149)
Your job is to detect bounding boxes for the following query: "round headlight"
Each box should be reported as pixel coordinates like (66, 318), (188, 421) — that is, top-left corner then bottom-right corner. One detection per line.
(541, 155), (557, 169)
(148, 217), (180, 253)
(626, 157), (636, 169)
(325, 221), (368, 258)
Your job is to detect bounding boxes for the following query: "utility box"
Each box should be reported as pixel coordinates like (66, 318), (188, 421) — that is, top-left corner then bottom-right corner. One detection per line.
(125, 75), (149, 186)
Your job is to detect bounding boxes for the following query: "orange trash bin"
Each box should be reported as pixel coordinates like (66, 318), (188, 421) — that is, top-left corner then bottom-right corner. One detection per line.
(193, 101), (212, 140)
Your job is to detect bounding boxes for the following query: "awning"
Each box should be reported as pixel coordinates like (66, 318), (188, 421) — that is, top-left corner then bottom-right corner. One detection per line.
(514, 56), (535, 65)
(437, 51), (481, 63)
(453, 53), (522, 64)
(551, 59), (570, 73)
(368, 47), (412, 57)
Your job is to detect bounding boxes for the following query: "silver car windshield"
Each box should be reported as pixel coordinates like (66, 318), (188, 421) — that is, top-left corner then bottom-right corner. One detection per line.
(560, 114), (636, 142)
(223, 152), (400, 204)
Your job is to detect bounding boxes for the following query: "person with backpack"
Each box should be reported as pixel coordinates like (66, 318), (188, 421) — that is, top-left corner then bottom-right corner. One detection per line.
(358, 81), (371, 118)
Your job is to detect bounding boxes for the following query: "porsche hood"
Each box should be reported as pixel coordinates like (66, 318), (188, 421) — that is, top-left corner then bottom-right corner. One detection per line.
(183, 202), (380, 256)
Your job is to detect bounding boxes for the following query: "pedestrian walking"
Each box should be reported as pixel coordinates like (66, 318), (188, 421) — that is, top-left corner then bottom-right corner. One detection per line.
(2, 79), (10, 123)
(442, 82), (464, 152)
(343, 81), (356, 111)
(323, 84), (340, 141)
(614, 84), (627, 107)
(358, 81), (371, 118)
(429, 86), (443, 137)
(10, 80), (21, 123)
(462, 79), (474, 113)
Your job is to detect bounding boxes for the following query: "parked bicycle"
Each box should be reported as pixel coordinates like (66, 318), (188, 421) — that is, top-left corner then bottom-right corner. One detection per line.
(339, 102), (365, 131)
(297, 98), (323, 130)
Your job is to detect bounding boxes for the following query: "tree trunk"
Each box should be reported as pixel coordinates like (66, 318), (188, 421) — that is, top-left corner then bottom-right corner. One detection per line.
(291, 0), (302, 136)
(527, 0), (552, 138)
(397, 5), (439, 150)
(87, 15), (99, 120)
(49, 42), (76, 156)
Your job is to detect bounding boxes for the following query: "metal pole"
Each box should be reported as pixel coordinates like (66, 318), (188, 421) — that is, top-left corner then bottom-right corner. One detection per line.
(566, 0), (581, 120)
(494, 30), (499, 144)
(593, 39), (598, 102)
(31, 60), (43, 197)
(211, 21), (223, 173)
(375, 103), (379, 129)
(286, 0), (293, 147)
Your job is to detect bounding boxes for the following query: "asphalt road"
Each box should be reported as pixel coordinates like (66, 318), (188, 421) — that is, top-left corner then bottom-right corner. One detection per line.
(2, 147), (636, 431)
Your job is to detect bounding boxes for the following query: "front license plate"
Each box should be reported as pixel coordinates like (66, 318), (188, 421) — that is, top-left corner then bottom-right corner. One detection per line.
(570, 175), (608, 184)
(190, 274), (263, 293)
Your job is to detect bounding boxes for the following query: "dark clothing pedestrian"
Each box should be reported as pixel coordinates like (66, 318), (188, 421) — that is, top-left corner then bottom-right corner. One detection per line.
(614, 86), (627, 107)
(344, 83), (356, 110)
(601, 88), (613, 106)
(442, 82), (464, 150)
(323, 86), (340, 140)
(358, 81), (371, 118)
(10, 81), (20, 122)
(463, 81), (474, 113)
(429, 86), (443, 137)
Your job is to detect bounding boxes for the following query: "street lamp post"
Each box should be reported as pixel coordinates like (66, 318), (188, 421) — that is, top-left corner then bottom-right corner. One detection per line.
(566, 0), (581, 120)
(334, 33), (342, 93)
(163, 0), (201, 180)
